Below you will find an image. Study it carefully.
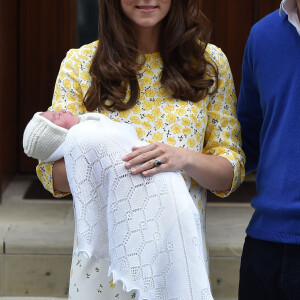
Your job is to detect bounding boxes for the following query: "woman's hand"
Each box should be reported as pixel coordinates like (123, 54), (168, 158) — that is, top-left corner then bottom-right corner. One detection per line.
(123, 142), (189, 176)
(123, 142), (234, 192)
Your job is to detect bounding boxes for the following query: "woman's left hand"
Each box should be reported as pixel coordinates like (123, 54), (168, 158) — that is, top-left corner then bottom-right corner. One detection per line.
(123, 142), (188, 176)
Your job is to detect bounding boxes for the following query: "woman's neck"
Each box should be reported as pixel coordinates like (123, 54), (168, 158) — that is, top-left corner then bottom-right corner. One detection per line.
(135, 25), (161, 54)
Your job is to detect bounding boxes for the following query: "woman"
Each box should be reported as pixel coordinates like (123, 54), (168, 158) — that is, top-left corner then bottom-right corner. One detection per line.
(37, 0), (245, 298)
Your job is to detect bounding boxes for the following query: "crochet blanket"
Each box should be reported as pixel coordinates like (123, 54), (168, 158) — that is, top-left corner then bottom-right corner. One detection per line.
(63, 115), (213, 300)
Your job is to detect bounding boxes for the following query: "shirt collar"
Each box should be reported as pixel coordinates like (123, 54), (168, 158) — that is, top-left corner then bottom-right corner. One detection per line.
(279, 0), (300, 34)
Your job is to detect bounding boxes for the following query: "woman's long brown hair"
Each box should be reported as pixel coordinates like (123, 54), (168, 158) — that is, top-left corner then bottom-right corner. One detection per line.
(84, 0), (218, 112)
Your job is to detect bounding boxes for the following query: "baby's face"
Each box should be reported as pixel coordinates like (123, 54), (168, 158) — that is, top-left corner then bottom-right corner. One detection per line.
(41, 110), (79, 129)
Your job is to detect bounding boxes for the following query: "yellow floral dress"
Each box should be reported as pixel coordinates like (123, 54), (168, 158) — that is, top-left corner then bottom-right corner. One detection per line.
(37, 41), (245, 299)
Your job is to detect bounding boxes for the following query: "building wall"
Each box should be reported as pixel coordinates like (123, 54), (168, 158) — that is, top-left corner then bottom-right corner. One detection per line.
(0, 0), (18, 199)
(0, 0), (282, 199)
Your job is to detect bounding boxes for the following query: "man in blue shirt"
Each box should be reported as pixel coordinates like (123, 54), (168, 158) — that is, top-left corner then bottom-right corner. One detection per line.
(237, 0), (300, 299)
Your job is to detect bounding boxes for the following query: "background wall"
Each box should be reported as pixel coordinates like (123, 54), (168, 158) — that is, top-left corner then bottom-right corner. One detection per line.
(0, 0), (282, 199)
(0, 0), (18, 199)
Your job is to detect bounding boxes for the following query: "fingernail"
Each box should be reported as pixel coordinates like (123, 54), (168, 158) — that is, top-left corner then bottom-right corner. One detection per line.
(131, 168), (136, 174)
(125, 163), (130, 168)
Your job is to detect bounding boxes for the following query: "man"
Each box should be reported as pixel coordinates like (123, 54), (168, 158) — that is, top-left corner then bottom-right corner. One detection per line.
(237, 0), (300, 299)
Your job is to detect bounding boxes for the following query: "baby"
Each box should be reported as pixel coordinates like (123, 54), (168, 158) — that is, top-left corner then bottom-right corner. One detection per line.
(23, 109), (84, 162)
(23, 110), (213, 299)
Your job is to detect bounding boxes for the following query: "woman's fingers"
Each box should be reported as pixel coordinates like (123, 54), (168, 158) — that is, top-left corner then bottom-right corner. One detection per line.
(123, 142), (185, 176)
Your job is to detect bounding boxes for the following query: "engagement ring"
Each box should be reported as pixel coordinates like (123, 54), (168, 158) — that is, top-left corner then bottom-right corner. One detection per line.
(154, 159), (162, 167)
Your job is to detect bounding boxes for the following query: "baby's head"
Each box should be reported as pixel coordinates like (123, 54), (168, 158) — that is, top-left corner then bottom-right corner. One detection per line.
(23, 110), (79, 161)
(41, 110), (79, 129)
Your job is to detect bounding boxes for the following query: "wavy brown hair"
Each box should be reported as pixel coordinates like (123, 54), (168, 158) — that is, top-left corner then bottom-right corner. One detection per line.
(84, 0), (218, 112)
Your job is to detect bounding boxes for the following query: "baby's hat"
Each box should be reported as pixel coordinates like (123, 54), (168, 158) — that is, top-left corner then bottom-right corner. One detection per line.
(23, 112), (68, 162)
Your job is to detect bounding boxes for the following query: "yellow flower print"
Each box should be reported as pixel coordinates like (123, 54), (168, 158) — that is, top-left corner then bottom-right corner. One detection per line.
(213, 102), (222, 111)
(73, 81), (81, 92)
(69, 71), (77, 79)
(230, 118), (236, 127)
(65, 60), (73, 70)
(153, 80), (160, 88)
(191, 179), (198, 186)
(152, 132), (163, 142)
(207, 124), (216, 133)
(160, 89), (169, 98)
(210, 141), (219, 149)
(232, 126), (239, 136)
(55, 92), (62, 102)
(152, 108), (162, 118)
(187, 138), (196, 148)
(54, 104), (64, 111)
(195, 133), (201, 142)
(152, 52), (160, 59)
(63, 79), (71, 90)
(181, 117), (191, 126)
(176, 107), (186, 116)
(142, 76), (152, 86)
(130, 116), (141, 125)
(171, 124), (181, 134)
(132, 105), (142, 114)
(191, 106), (198, 114)
(166, 113), (177, 124)
(198, 200), (201, 209)
(218, 78), (225, 89)
(82, 49), (93, 56)
(119, 110), (130, 119)
(80, 71), (91, 81)
(167, 137), (176, 145)
(67, 103), (77, 112)
(165, 97), (175, 104)
(45, 164), (52, 174)
(110, 279), (115, 289)
(195, 121), (202, 129)
(190, 114), (197, 123)
(67, 94), (76, 103)
(164, 105), (175, 113)
(220, 117), (229, 127)
(150, 60), (160, 69)
(86, 62), (91, 70)
(59, 70), (66, 81)
(136, 128), (145, 138)
(145, 89), (156, 98)
(144, 69), (154, 76)
(74, 63), (80, 72)
(221, 140), (230, 147)
(142, 100), (154, 110)
(146, 114), (155, 122)
(155, 118), (164, 129)
(183, 128), (191, 135)
(70, 268), (74, 279)
(178, 100), (189, 107)
(81, 83), (89, 94)
(154, 98), (163, 107)
(142, 122), (152, 130)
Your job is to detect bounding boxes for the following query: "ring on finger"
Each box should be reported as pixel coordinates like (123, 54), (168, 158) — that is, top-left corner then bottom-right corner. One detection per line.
(154, 159), (162, 167)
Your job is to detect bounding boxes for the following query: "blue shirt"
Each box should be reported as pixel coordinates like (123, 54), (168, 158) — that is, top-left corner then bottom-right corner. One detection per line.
(237, 10), (300, 244)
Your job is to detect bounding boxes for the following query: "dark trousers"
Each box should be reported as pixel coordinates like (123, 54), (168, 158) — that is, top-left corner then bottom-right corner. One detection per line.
(239, 235), (300, 300)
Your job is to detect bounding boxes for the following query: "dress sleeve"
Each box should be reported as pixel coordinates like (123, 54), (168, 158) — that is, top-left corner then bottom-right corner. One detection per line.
(203, 45), (245, 197)
(36, 48), (90, 197)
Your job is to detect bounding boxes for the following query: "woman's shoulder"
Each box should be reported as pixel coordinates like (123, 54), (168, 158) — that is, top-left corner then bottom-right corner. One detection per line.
(205, 43), (230, 67)
(64, 41), (99, 64)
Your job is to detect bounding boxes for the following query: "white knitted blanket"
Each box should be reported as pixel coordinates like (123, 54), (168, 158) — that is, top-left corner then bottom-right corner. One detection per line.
(63, 114), (213, 300)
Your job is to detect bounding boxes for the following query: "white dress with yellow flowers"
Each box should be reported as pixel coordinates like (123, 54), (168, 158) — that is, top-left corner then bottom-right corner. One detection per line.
(37, 41), (245, 299)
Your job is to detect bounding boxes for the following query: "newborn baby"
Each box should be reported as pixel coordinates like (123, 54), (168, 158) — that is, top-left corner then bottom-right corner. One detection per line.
(23, 110), (213, 300)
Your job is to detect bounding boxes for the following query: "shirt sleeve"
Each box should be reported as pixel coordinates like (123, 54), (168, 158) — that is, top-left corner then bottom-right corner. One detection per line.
(36, 48), (90, 197)
(203, 45), (246, 197)
(237, 32), (263, 174)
